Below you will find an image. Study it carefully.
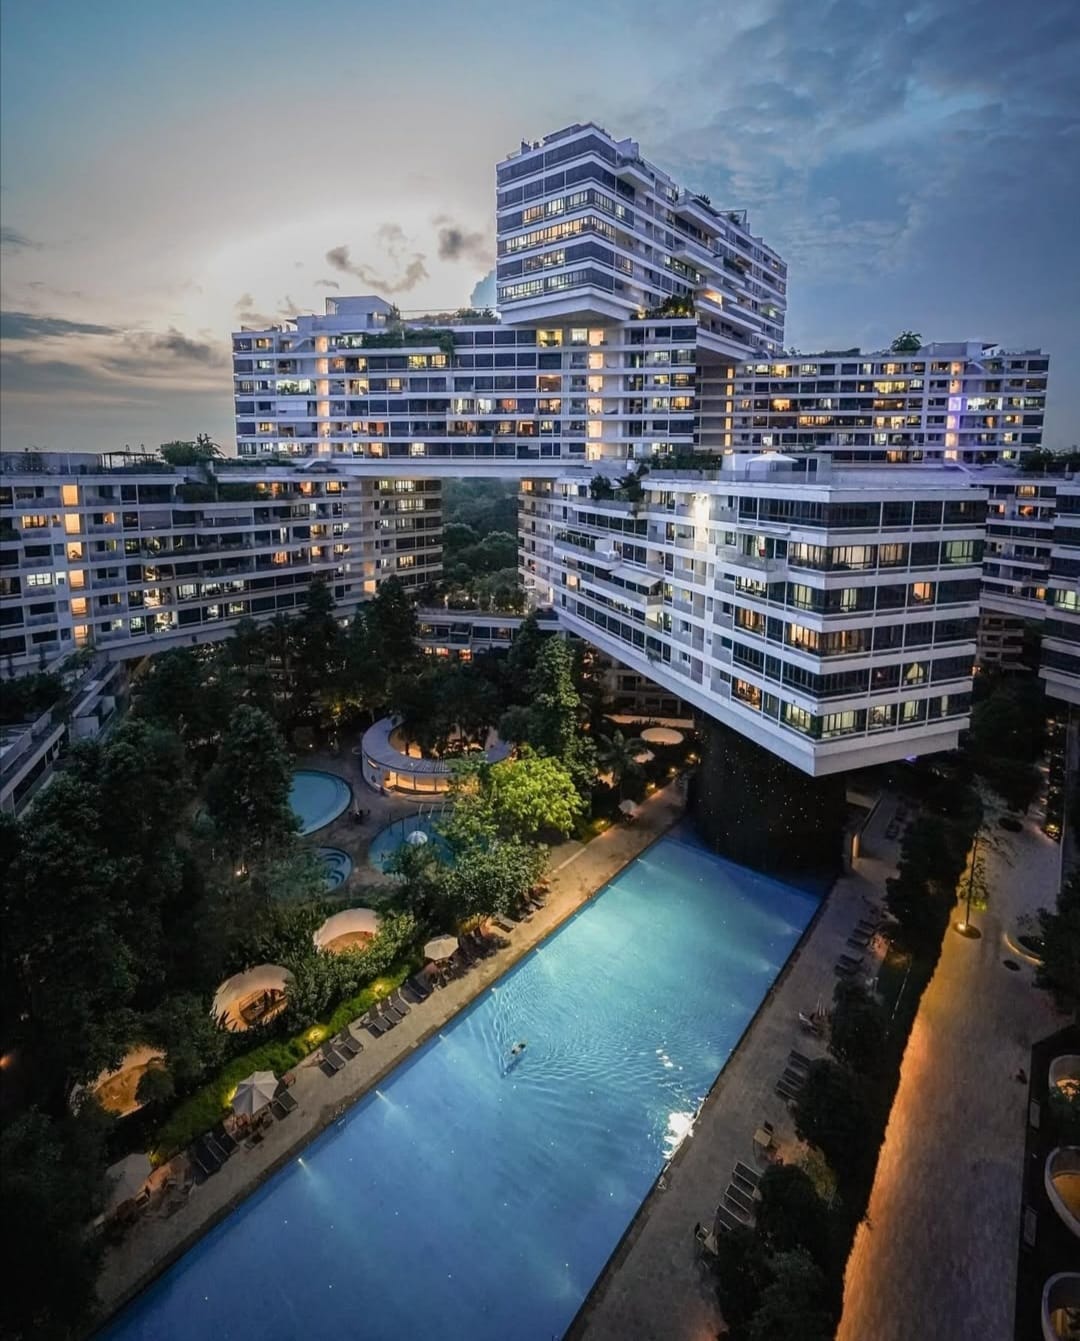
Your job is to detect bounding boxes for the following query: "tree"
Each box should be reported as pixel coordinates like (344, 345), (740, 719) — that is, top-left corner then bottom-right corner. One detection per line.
(890, 331), (922, 353)
(793, 1059), (878, 1200)
(134, 647), (234, 767)
(745, 1250), (837, 1341)
(485, 749), (584, 837)
(292, 576), (339, 711)
(366, 577), (419, 677)
(507, 610), (549, 684)
(710, 1226), (774, 1336)
(596, 728), (648, 798)
(205, 706), (298, 862)
(1, 1104), (112, 1339)
(438, 836), (547, 925)
(159, 432), (222, 466)
(754, 1165), (838, 1274)
(135, 1064), (176, 1108)
(1036, 869), (1080, 1019)
(525, 637), (596, 790)
(828, 979), (889, 1075)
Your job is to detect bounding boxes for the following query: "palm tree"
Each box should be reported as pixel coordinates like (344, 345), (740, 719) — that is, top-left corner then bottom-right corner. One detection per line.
(595, 728), (649, 799)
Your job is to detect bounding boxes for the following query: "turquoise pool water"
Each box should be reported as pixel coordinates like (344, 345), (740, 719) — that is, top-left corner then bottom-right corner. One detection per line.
(315, 847), (353, 890)
(289, 771), (351, 836)
(104, 825), (818, 1341)
(367, 812), (452, 871)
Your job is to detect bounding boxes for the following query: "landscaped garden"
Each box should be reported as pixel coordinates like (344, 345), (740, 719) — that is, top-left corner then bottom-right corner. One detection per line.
(0, 574), (695, 1340)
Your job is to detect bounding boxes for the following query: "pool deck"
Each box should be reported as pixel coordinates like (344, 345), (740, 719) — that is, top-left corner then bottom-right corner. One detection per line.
(92, 779), (688, 1328)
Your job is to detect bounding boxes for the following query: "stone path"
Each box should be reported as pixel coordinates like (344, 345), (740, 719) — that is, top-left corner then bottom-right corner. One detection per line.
(835, 808), (1065, 1341)
(94, 781), (686, 1324)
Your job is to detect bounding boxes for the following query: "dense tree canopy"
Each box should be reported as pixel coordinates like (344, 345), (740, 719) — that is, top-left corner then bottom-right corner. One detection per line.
(1037, 868), (1080, 1019)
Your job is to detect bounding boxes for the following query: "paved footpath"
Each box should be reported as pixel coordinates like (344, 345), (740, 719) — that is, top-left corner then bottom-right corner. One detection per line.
(94, 782), (685, 1326)
(835, 811), (1064, 1341)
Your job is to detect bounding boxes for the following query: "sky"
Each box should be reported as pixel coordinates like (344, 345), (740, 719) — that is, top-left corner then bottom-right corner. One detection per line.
(1, 0), (1078, 454)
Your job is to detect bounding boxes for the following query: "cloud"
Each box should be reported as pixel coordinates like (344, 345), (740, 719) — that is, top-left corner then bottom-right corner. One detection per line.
(0, 227), (40, 252)
(470, 269), (497, 309)
(325, 225), (429, 294)
(435, 222), (491, 265)
(315, 278), (340, 289)
(0, 310), (118, 340)
(146, 327), (222, 365)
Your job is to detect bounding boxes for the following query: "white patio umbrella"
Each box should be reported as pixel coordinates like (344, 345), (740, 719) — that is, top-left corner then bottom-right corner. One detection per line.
(231, 1071), (278, 1118)
(405, 829), (429, 846)
(424, 934), (459, 961)
(619, 799), (640, 818)
(105, 1152), (152, 1212)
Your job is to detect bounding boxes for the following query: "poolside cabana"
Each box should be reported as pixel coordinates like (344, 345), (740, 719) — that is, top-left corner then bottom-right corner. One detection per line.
(359, 716), (511, 795)
(313, 907), (380, 954)
(73, 1045), (167, 1116)
(212, 965), (294, 1033)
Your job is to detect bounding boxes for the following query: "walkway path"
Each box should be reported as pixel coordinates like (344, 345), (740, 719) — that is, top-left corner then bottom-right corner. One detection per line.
(835, 808), (1064, 1341)
(94, 782), (686, 1325)
(571, 808), (906, 1341)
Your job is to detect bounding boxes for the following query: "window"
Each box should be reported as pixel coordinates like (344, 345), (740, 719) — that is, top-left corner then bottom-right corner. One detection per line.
(821, 710), (858, 738)
(911, 581), (934, 605)
(783, 702), (813, 734)
(26, 572), (53, 587)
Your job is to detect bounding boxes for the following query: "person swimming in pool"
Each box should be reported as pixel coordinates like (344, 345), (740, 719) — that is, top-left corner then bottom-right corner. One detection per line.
(510, 1040), (527, 1057)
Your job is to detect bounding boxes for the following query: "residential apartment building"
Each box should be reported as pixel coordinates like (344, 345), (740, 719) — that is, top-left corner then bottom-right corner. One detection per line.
(5, 122), (1075, 782)
(730, 343), (1048, 465)
(1041, 482), (1080, 705)
(521, 454), (985, 775)
(0, 453), (441, 672)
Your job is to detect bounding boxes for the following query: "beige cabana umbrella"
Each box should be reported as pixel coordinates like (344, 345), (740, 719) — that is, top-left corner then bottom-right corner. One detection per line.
(619, 799), (640, 818)
(423, 934), (459, 961)
(231, 1071), (278, 1118)
(105, 1152), (153, 1213)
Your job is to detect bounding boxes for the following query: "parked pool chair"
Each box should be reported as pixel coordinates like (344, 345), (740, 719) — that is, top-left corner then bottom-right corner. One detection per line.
(775, 1078), (802, 1102)
(273, 1087), (298, 1115)
(213, 1126), (238, 1157)
(404, 975), (431, 1002)
(191, 1139), (220, 1177)
(380, 999), (405, 1024)
(363, 1013), (389, 1037)
(725, 1184), (756, 1217)
(389, 988), (411, 1015)
(492, 915), (515, 934)
(204, 1133), (230, 1165)
(838, 953), (864, 969)
(788, 1050), (813, 1071)
(335, 1032), (361, 1059)
(319, 1046), (346, 1077)
(733, 1160), (762, 1189)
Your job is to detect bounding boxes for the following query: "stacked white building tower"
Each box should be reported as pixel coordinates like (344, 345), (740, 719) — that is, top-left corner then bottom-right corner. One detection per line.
(3, 122), (1075, 798)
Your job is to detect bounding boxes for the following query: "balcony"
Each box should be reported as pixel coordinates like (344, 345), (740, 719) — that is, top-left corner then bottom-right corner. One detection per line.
(718, 545), (787, 576)
(1045, 1147), (1080, 1238)
(1042, 1273), (1080, 1341)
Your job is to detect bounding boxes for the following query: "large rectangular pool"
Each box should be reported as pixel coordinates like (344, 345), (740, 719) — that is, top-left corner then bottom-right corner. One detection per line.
(106, 825), (819, 1340)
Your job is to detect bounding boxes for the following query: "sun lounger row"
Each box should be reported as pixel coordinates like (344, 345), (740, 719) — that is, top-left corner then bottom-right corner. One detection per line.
(835, 952), (864, 978)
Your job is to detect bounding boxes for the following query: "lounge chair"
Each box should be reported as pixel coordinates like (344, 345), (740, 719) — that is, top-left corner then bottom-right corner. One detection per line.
(776, 1079), (802, 1102)
(725, 1184), (756, 1216)
(192, 1139), (220, 1177)
(400, 981), (424, 1005)
(362, 1011), (388, 1037)
(320, 1045), (346, 1073)
(847, 934), (871, 951)
(389, 988), (411, 1015)
(213, 1126), (238, 1157)
(714, 1203), (746, 1233)
(380, 1000), (405, 1024)
(732, 1167), (758, 1196)
(780, 1068), (805, 1090)
(733, 1160), (761, 1189)
(492, 915), (515, 934)
(838, 952), (864, 968)
(834, 961), (858, 977)
(336, 1032), (361, 1059)
(407, 973), (433, 998)
(272, 1087), (298, 1117)
(788, 1050), (813, 1071)
(204, 1133), (229, 1164)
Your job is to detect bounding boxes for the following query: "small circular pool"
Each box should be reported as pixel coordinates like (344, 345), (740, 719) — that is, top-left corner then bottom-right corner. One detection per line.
(316, 847), (353, 890)
(368, 814), (453, 872)
(290, 770), (351, 836)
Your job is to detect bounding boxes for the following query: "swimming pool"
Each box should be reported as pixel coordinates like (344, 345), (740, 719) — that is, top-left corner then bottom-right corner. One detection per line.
(367, 812), (452, 871)
(289, 771), (351, 836)
(315, 847), (353, 891)
(104, 824), (818, 1341)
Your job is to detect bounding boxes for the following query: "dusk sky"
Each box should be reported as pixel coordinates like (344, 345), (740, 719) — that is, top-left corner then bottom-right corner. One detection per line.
(2, 0), (1078, 454)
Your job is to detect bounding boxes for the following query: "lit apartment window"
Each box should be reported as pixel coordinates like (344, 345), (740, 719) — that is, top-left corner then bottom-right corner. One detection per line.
(783, 702), (813, 734)
(26, 572), (54, 587)
(409, 443), (426, 457)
